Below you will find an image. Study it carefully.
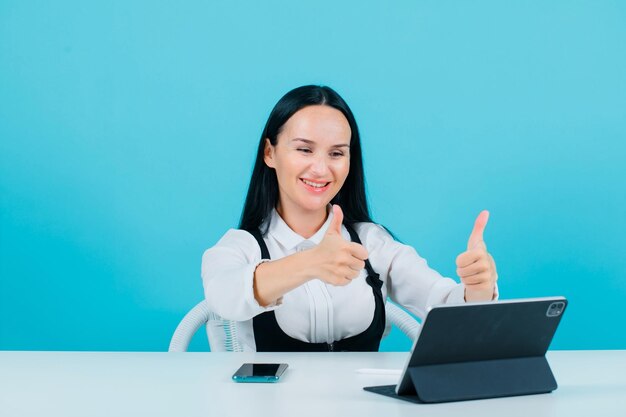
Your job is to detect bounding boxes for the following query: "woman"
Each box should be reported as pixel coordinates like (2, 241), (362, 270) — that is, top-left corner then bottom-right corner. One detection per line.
(202, 85), (498, 352)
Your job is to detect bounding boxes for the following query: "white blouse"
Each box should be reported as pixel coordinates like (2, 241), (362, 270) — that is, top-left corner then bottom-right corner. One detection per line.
(201, 208), (468, 351)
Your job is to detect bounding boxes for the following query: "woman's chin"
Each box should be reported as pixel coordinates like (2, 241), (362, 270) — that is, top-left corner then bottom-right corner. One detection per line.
(295, 198), (332, 214)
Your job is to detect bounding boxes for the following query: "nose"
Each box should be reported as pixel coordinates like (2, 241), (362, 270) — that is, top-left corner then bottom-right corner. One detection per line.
(309, 153), (330, 177)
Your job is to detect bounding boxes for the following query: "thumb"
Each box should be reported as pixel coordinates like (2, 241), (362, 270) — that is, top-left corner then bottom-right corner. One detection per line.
(467, 210), (489, 250)
(327, 204), (344, 235)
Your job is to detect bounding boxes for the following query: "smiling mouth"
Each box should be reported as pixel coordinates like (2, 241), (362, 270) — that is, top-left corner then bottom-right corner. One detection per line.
(300, 178), (331, 189)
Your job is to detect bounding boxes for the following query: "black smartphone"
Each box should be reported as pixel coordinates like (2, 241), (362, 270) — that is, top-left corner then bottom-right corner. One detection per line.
(232, 363), (289, 383)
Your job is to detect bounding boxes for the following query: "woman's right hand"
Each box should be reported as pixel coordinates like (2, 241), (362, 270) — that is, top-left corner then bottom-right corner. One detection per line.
(253, 205), (369, 306)
(309, 205), (369, 286)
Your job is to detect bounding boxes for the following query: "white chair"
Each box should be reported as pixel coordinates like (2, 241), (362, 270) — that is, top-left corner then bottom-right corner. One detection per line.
(168, 300), (420, 352)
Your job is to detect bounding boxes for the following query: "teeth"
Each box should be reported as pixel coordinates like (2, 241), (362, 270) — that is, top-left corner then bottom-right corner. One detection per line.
(302, 179), (328, 188)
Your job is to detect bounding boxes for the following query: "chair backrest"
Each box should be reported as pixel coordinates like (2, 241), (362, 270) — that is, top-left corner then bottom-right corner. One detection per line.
(168, 300), (420, 352)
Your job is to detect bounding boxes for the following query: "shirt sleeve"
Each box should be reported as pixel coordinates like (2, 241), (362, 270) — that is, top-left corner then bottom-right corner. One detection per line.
(357, 223), (468, 320)
(201, 229), (280, 321)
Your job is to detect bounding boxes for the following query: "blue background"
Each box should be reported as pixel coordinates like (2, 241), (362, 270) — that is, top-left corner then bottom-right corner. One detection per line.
(1, 1), (625, 352)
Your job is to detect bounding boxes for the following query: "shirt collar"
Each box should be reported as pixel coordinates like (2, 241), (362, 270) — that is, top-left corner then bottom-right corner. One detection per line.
(266, 205), (334, 251)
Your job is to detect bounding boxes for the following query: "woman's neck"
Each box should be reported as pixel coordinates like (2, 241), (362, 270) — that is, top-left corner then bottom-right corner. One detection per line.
(276, 201), (329, 239)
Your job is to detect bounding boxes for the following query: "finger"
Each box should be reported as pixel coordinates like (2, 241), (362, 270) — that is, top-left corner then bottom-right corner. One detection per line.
(340, 266), (358, 280)
(455, 249), (484, 268)
(459, 270), (490, 285)
(461, 273), (492, 286)
(467, 210), (489, 251)
(348, 259), (366, 272)
(461, 276), (484, 286)
(339, 252), (364, 271)
(328, 204), (344, 235)
(456, 260), (490, 278)
(348, 242), (369, 261)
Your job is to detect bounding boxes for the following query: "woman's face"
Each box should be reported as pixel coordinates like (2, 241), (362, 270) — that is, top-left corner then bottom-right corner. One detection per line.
(264, 105), (351, 217)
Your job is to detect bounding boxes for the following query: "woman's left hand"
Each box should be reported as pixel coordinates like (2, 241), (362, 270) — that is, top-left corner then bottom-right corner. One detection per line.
(455, 210), (498, 302)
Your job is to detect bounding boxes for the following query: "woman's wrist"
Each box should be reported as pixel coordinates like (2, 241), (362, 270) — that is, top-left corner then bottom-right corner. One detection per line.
(295, 247), (319, 282)
(253, 250), (316, 306)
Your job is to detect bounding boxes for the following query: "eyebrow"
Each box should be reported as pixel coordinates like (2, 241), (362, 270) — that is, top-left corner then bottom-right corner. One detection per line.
(291, 138), (350, 148)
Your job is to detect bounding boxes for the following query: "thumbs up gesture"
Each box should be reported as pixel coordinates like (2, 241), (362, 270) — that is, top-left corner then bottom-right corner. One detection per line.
(311, 205), (369, 286)
(455, 210), (498, 302)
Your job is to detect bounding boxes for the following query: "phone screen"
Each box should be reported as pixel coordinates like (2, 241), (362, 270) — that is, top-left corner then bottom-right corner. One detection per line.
(232, 363), (288, 382)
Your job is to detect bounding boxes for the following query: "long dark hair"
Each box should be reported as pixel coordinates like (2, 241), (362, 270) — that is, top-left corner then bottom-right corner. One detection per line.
(239, 85), (374, 233)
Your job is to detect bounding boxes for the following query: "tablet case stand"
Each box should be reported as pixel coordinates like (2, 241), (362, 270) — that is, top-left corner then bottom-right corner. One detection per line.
(364, 355), (557, 403)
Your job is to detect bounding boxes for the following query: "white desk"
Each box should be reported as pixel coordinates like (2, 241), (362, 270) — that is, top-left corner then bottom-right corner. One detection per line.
(0, 350), (624, 416)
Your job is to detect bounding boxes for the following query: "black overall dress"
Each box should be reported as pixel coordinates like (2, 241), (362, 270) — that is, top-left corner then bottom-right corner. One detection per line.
(246, 223), (386, 352)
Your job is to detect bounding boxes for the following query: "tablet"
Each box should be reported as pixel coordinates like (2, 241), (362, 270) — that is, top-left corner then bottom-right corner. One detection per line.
(364, 296), (568, 403)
